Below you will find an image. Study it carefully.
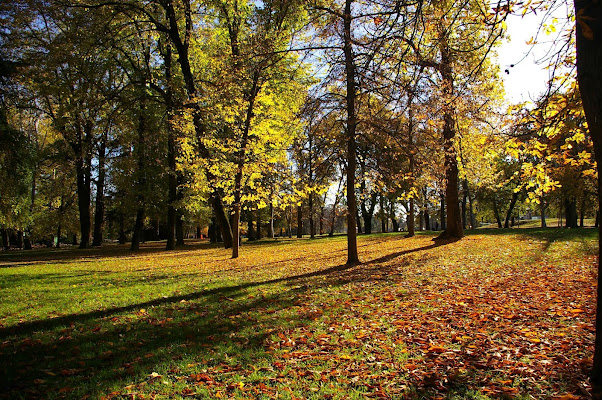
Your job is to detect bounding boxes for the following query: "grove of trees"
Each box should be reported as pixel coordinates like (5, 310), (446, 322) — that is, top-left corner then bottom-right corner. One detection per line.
(1, 0), (602, 391)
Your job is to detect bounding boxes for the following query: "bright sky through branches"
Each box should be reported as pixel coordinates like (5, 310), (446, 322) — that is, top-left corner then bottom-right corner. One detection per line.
(497, 4), (573, 105)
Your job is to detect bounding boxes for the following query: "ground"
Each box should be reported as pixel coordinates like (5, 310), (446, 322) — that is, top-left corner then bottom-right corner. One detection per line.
(0, 229), (598, 399)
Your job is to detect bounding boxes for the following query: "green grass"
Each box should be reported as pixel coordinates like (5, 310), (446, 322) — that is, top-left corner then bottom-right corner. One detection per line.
(0, 228), (597, 399)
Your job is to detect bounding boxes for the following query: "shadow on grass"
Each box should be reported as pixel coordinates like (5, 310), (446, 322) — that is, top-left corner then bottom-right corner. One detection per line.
(0, 240), (227, 268)
(0, 238), (456, 399)
(466, 227), (598, 255)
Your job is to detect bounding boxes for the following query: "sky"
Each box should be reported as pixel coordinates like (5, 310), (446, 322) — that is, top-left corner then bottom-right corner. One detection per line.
(497, 4), (574, 105)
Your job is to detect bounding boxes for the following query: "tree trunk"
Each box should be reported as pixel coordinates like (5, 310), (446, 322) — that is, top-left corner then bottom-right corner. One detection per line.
(390, 199), (398, 233)
(1, 229), (9, 251)
(209, 215), (217, 243)
(574, 0), (602, 388)
(361, 192), (377, 235)
(468, 190), (476, 230)
(269, 202), (274, 238)
(247, 211), (255, 241)
(319, 205), (325, 235)
(131, 97), (147, 251)
(541, 199), (547, 228)
(118, 213), (126, 244)
(565, 197), (578, 228)
(165, 42), (177, 250)
(437, 33), (463, 239)
(256, 208), (261, 239)
(356, 210), (362, 234)
(309, 193), (316, 239)
(287, 205), (292, 238)
(461, 179), (468, 230)
(493, 199), (503, 228)
(504, 192), (519, 229)
(343, 0), (359, 264)
(309, 192), (315, 238)
(380, 194), (386, 233)
(56, 224), (61, 248)
(424, 210), (430, 231)
(297, 204), (303, 238)
(164, 1), (233, 249)
(232, 204), (240, 258)
(131, 208), (145, 250)
(580, 196), (586, 227)
(439, 193), (446, 231)
(210, 194), (231, 248)
(92, 130), (107, 247)
(407, 198), (415, 237)
(75, 156), (91, 249)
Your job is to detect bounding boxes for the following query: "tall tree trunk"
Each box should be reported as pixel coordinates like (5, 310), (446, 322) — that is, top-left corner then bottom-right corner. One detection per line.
(232, 204), (241, 258)
(468, 189), (476, 230)
(209, 215), (217, 243)
(210, 194), (231, 247)
(437, 33), (463, 239)
(287, 205), (292, 238)
(504, 192), (519, 229)
(269, 202), (274, 238)
(565, 197), (578, 228)
(579, 193), (586, 228)
(131, 97), (147, 251)
(309, 192), (315, 238)
(118, 213), (126, 244)
(72, 121), (92, 249)
(164, 0), (232, 249)
(131, 208), (145, 250)
(380, 194), (386, 233)
(406, 91), (416, 237)
(541, 199), (547, 228)
(165, 43), (177, 250)
(92, 130), (108, 246)
(356, 209), (362, 234)
(1, 229), (8, 251)
(56, 224), (61, 248)
(247, 211), (255, 241)
(16, 230), (23, 249)
(343, 0), (359, 264)
(461, 179), (468, 230)
(256, 208), (261, 240)
(319, 205), (325, 235)
(75, 155), (91, 249)
(297, 204), (303, 238)
(361, 192), (377, 235)
(439, 193), (446, 231)
(407, 198), (415, 237)
(574, 0), (602, 388)
(231, 70), (261, 257)
(493, 199), (502, 228)
(390, 199), (398, 233)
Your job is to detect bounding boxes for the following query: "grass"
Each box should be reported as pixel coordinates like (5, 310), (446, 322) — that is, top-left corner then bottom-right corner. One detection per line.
(0, 228), (598, 399)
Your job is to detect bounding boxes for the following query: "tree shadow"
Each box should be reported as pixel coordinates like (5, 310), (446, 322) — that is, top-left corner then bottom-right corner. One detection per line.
(0, 240), (226, 268)
(0, 236), (502, 399)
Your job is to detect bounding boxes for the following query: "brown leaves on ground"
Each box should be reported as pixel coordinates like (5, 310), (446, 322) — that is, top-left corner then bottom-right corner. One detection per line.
(0, 230), (597, 399)
(263, 233), (597, 398)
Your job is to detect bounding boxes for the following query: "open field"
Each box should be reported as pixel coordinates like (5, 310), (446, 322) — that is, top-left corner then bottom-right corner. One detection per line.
(0, 229), (598, 399)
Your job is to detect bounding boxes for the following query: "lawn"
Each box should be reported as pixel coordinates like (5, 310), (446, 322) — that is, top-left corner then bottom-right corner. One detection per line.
(0, 229), (598, 399)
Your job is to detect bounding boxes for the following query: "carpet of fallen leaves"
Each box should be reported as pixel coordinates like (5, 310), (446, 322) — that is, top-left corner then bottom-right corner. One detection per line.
(0, 229), (597, 399)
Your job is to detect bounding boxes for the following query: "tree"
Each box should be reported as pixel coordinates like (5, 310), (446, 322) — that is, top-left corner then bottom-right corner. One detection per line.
(573, 0), (602, 388)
